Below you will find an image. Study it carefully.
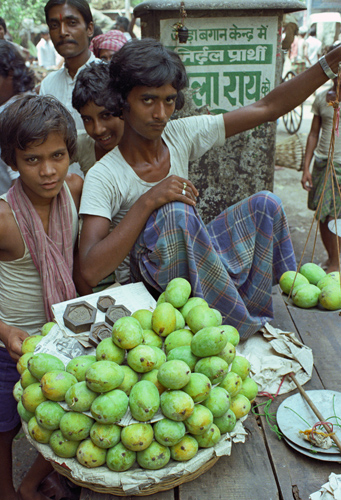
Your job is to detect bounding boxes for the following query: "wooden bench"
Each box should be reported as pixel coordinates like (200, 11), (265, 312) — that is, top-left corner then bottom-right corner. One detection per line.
(80, 286), (341, 500)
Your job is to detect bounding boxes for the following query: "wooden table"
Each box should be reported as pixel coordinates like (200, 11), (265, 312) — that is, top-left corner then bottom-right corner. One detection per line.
(80, 286), (341, 500)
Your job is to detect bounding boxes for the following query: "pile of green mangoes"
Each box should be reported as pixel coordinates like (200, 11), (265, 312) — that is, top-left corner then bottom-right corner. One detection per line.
(279, 263), (341, 310)
(13, 278), (258, 473)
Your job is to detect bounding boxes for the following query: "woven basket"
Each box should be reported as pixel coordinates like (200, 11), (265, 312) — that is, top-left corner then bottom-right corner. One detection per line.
(52, 455), (220, 496)
(275, 133), (305, 171)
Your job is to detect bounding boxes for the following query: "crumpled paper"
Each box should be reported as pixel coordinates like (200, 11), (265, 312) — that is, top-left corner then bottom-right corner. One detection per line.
(237, 322), (313, 395)
(310, 473), (341, 500)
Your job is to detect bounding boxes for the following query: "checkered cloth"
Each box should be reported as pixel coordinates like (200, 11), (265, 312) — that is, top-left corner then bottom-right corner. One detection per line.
(130, 191), (296, 339)
(89, 30), (127, 58)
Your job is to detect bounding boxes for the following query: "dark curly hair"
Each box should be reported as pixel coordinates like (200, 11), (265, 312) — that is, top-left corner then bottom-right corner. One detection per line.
(72, 61), (110, 112)
(0, 40), (35, 95)
(107, 38), (188, 115)
(0, 94), (77, 168)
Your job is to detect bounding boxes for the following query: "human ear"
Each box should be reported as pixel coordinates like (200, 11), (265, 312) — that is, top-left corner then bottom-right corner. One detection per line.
(87, 21), (94, 40)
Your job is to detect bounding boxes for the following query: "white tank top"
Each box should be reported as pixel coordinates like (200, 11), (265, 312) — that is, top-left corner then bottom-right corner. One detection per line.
(0, 183), (78, 344)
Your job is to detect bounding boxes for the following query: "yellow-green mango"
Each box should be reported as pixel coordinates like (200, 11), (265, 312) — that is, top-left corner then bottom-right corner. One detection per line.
(20, 369), (39, 389)
(132, 309), (153, 330)
(191, 326), (228, 357)
(13, 380), (24, 401)
(160, 389), (194, 421)
(153, 418), (186, 447)
(230, 393), (251, 419)
(21, 335), (43, 354)
(35, 400), (66, 430)
(219, 325), (240, 346)
(174, 308), (186, 330)
(41, 321), (56, 336)
(40, 370), (77, 401)
(112, 316), (143, 350)
(90, 422), (121, 449)
(239, 377), (259, 402)
(317, 273), (340, 290)
(186, 305), (221, 333)
(292, 284), (321, 308)
(137, 441), (170, 470)
(214, 409), (237, 434)
(106, 442), (136, 471)
(76, 438), (107, 468)
(319, 284), (341, 310)
(164, 329), (193, 354)
(157, 360), (191, 390)
(164, 277), (192, 308)
(121, 423), (154, 451)
(195, 423), (221, 448)
(27, 353), (64, 380)
(149, 345), (166, 369)
(129, 380), (160, 422)
(17, 400), (34, 423)
(17, 352), (34, 376)
(28, 416), (53, 443)
(96, 338), (125, 364)
(65, 381), (97, 412)
(21, 382), (47, 413)
(66, 355), (97, 382)
(279, 270), (309, 295)
(117, 365), (139, 395)
(141, 369), (166, 395)
(300, 262), (326, 285)
(217, 341), (236, 365)
(49, 429), (79, 458)
(127, 345), (157, 373)
(167, 345), (198, 371)
(182, 372), (211, 403)
(60, 411), (94, 441)
(142, 329), (163, 348)
(194, 356), (228, 384)
(90, 389), (128, 424)
(151, 302), (176, 337)
(180, 297), (208, 321)
(184, 404), (213, 435)
(85, 360), (124, 393)
(202, 386), (230, 418)
(230, 356), (251, 381)
(219, 371), (242, 397)
(170, 435), (198, 461)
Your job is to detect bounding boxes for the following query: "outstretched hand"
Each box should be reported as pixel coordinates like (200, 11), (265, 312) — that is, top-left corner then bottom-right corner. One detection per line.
(1, 325), (28, 361)
(301, 171), (313, 191)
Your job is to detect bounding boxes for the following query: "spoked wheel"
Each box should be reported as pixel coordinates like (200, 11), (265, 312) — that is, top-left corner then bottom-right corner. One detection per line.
(282, 70), (303, 135)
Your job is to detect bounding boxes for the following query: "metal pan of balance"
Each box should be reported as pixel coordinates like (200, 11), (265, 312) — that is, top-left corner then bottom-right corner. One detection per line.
(276, 390), (341, 458)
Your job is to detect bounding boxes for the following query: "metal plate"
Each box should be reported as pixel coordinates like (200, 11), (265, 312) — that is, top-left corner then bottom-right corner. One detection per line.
(277, 390), (341, 455)
(283, 436), (341, 462)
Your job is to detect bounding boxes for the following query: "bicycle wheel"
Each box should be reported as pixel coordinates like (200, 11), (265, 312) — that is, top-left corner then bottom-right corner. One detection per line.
(282, 70), (303, 135)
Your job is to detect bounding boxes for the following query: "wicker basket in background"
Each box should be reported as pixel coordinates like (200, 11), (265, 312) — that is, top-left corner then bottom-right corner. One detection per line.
(275, 133), (306, 171)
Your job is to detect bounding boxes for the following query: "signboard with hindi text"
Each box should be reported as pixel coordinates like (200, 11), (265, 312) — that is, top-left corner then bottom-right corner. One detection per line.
(160, 17), (278, 114)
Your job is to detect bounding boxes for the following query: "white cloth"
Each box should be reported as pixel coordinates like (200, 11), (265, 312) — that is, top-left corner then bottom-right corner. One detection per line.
(36, 38), (57, 69)
(76, 132), (96, 175)
(305, 36), (322, 66)
(80, 113), (226, 283)
(0, 183), (79, 344)
(312, 89), (341, 163)
(39, 52), (101, 130)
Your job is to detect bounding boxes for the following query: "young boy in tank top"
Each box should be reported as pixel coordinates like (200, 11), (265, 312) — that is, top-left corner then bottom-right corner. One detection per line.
(0, 94), (90, 500)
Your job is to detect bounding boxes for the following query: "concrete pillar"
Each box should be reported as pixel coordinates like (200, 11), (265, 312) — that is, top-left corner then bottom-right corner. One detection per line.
(134, 0), (305, 223)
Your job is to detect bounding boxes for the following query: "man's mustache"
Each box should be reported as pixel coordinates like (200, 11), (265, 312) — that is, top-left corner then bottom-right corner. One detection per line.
(56, 40), (77, 47)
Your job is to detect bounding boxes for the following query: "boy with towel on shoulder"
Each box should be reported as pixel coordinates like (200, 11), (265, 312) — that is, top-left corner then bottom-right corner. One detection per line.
(0, 94), (90, 500)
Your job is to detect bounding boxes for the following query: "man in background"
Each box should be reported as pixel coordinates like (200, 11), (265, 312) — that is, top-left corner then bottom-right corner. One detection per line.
(36, 27), (59, 70)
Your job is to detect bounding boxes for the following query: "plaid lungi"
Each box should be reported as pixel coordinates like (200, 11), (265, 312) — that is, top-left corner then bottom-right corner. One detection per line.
(308, 158), (341, 223)
(130, 191), (296, 339)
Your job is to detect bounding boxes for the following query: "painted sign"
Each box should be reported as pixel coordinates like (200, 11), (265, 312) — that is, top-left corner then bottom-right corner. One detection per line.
(160, 17), (278, 114)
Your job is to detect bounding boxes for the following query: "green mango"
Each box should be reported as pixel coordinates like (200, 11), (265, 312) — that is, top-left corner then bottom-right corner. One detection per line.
(191, 326), (228, 357)
(167, 345), (198, 371)
(180, 297), (208, 321)
(85, 360), (124, 393)
(230, 394), (251, 419)
(182, 373), (211, 403)
(142, 329), (163, 348)
(65, 381), (97, 412)
(219, 371), (242, 397)
(239, 377), (259, 402)
(141, 369), (166, 395)
(174, 308), (186, 330)
(164, 277), (191, 308)
(121, 423), (154, 451)
(219, 325), (240, 346)
(137, 441), (170, 470)
(132, 309), (153, 330)
(17, 352), (34, 376)
(28, 416), (53, 443)
(164, 329), (193, 354)
(60, 411), (94, 441)
(170, 435), (198, 461)
(106, 442), (136, 471)
(149, 346), (166, 369)
(49, 429), (79, 458)
(126, 345), (157, 373)
(20, 369), (39, 389)
(90, 422), (121, 449)
(160, 390), (194, 421)
(28, 353), (64, 380)
(21, 382), (47, 413)
(35, 400), (66, 430)
(13, 380), (23, 402)
(96, 338), (125, 364)
(112, 316), (143, 350)
(66, 355), (97, 382)
(319, 284), (341, 310)
(116, 365), (139, 395)
(129, 380), (160, 422)
(184, 404), (213, 435)
(279, 271), (309, 295)
(292, 284), (321, 308)
(214, 409), (237, 434)
(157, 360), (191, 390)
(154, 418), (186, 447)
(151, 302), (176, 337)
(90, 389), (128, 424)
(230, 356), (251, 381)
(194, 356), (228, 384)
(76, 438), (107, 468)
(300, 262), (326, 285)
(21, 335), (43, 354)
(40, 370), (77, 401)
(217, 341), (236, 365)
(186, 305), (221, 333)
(17, 400), (34, 423)
(41, 321), (56, 336)
(195, 423), (221, 448)
(202, 386), (230, 418)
